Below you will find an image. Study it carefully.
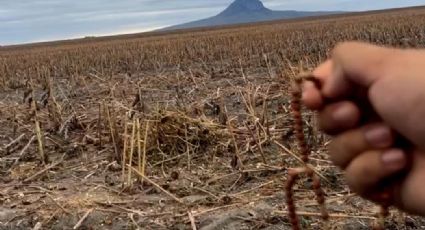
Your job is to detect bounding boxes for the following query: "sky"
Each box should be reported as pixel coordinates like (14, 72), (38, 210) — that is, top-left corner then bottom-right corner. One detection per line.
(1, 0), (424, 45)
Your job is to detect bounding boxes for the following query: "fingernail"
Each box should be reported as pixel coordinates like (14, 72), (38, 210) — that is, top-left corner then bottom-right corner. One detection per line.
(332, 104), (352, 122)
(364, 125), (392, 148)
(381, 149), (406, 170)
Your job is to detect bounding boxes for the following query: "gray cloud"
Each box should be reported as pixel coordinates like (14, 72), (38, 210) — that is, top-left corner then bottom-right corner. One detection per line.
(1, 0), (423, 45)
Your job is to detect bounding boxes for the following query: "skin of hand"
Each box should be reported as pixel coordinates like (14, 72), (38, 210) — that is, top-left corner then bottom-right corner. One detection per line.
(301, 41), (425, 216)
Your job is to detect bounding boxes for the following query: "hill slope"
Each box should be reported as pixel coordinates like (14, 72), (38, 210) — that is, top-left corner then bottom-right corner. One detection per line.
(162, 0), (342, 30)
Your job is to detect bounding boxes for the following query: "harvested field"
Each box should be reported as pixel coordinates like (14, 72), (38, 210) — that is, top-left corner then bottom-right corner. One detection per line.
(1, 6), (425, 230)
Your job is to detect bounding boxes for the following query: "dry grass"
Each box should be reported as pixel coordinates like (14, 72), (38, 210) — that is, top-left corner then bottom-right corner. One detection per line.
(1, 7), (425, 230)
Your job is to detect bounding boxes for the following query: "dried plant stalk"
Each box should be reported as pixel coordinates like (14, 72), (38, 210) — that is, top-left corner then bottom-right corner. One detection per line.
(98, 103), (103, 149)
(34, 118), (46, 164)
(121, 116), (129, 187)
(141, 120), (149, 183)
(127, 118), (137, 186)
(137, 119), (142, 173)
(30, 81), (47, 164)
(185, 124), (191, 170)
(106, 105), (120, 163)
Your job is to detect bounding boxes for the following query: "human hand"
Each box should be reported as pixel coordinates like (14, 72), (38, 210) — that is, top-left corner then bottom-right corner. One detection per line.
(323, 122), (425, 216)
(302, 41), (425, 216)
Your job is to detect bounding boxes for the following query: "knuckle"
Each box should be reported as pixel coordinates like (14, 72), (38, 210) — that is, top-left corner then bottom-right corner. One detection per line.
(332, 41), (360, 57)
(328, 138), (344, 165)
(328, 134), (354, 169)
(327, 140), (339, 161)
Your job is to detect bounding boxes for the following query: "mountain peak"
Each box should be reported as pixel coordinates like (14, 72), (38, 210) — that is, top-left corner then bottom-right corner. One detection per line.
(219, 0), (271, 17)
(162, 0), (342, 31)
(232, 0), (267, 11)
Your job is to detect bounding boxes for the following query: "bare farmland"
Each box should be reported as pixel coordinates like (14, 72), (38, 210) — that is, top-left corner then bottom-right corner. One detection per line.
(1, 6), (425, 230)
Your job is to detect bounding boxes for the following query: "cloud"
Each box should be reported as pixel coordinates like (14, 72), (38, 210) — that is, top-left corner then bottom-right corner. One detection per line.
(0, 0), (230, 45)
(0, 0), (423, 45)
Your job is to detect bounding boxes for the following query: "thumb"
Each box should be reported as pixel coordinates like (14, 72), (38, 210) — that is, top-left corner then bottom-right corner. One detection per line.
(322, 41), (401, 98)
